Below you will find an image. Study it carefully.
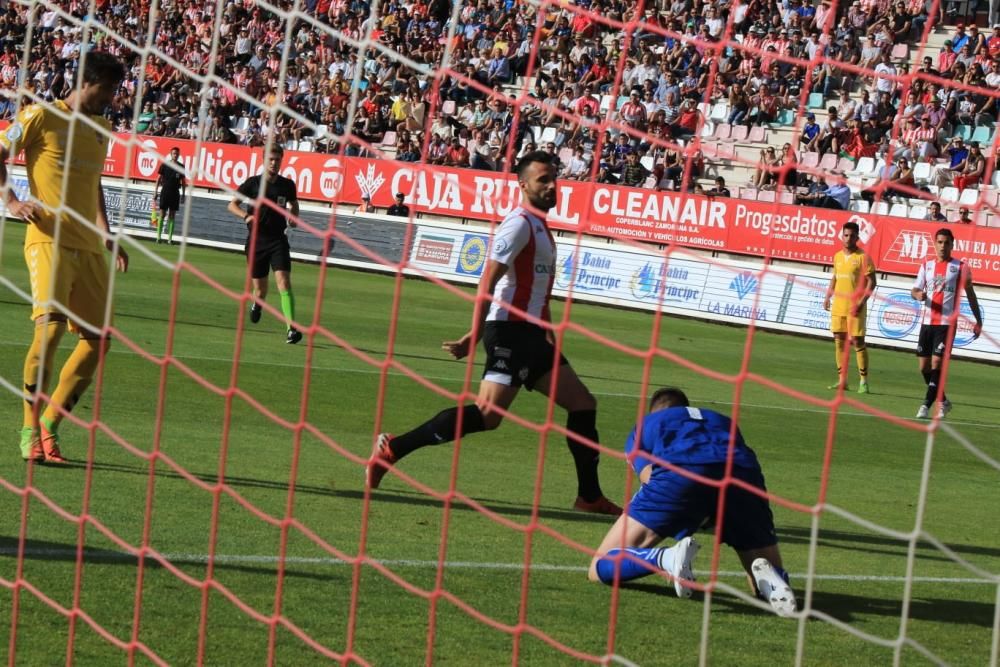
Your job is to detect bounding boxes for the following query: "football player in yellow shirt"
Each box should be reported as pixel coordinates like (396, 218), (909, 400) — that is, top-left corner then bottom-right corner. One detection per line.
(823, 221), (877, 393)
(0, 52), (129, 463)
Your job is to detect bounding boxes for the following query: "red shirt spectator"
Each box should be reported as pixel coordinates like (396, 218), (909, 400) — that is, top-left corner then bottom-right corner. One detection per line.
(445, 139), (470, 167)
(574, 94), (599, 116)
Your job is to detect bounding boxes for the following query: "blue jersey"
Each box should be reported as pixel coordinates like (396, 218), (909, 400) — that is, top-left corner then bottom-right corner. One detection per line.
(624, 406), (760, 474)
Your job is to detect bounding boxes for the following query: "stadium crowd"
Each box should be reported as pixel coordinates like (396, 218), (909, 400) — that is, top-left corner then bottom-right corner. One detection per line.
(0, 0), (997, 204)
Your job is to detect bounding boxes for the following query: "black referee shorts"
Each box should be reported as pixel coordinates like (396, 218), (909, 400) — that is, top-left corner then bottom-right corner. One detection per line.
(246, 237), (292, 279)
(158, 191), (181, 213)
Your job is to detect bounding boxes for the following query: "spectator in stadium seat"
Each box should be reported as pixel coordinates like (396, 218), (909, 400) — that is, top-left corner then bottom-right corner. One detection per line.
(800, 112), (821, 152)
(586, 387), (797, 618)
(444, 137), (471, 168)
(897, 116), (939, 162)
(727, 83), (751, 126)
(925, 202), (948, 222)
(917, 55), (941, 78)
(859, 35), (882, 72)
(932, 136), (970, 187)
(621, 151), (650, 187)
(752, 147), (782, 190)
(618, 91), (648, 132)
(706, 177), (731, 197)
(669, 100), (701, 141)
(953, 142), (986, 191)
(386, 193), (410, 217)
(796, 172), (851, 209)
(426, 135), (448, 165)
(816, 107), (845, 156)
(871, 52), (897, 99)
(563, 146), (591, 180)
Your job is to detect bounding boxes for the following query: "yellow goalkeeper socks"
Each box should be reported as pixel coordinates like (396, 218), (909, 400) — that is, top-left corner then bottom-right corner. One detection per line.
(23, 319), (66, 429)
(42, 337), (103, 431)
(166, 215), (175, 242)
(856, 346), (869, 379)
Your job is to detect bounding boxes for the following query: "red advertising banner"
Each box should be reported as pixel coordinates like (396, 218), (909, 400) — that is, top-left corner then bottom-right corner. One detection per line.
(4, 123), (999, 285)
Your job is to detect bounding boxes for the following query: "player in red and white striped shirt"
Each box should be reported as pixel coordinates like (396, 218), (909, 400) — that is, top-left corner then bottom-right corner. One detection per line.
(910, 228), (983, 419)
(366, 152), (621, 515)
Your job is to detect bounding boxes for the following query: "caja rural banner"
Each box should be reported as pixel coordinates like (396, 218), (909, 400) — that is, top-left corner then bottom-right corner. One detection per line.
(5, 123), (1000, 285)
(406, 223), (999, 361)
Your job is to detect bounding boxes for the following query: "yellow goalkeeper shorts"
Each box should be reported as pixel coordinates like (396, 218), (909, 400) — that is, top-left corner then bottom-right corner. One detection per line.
(830, 312), (866, 338)
(25, 242), (111, 334)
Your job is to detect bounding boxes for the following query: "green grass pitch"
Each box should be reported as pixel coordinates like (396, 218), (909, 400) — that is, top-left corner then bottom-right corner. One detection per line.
(1, 222), (998, 666)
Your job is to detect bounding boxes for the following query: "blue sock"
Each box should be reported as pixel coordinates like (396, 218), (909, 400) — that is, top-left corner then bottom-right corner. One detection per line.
(595, 547), (665, 584)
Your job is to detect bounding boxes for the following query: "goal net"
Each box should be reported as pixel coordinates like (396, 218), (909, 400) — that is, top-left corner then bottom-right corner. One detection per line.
(1, 0), (998, 664)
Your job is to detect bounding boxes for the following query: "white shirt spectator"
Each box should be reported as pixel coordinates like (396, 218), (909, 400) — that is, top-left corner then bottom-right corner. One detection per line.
(873, 61), (896, 94)
(565, 152), (590, 179)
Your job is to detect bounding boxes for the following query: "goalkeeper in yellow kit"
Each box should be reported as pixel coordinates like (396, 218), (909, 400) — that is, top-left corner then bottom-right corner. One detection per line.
(823, 221), (876, 393)
(0, 52), (129, 463)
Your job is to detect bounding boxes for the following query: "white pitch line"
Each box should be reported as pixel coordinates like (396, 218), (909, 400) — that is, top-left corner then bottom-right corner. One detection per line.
(1, 339), (998, 429)
(0, 548), (995, 584)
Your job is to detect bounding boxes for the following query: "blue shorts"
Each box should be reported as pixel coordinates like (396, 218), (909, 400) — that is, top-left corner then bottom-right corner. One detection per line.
(627, 463), (778, 551)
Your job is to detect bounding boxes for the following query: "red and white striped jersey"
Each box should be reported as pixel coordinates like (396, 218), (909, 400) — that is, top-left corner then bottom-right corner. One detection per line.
(913, 257), (971, 325)
(487, 207), (556, 323)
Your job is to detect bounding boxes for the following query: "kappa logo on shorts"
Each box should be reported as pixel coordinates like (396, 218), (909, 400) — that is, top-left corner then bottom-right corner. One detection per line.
(494, 346), (511, 359)
(494, 360), (509, 371)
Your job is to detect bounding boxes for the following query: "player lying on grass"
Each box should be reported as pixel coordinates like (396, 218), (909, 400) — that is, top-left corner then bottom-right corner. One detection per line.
(587, 387), (797, 617)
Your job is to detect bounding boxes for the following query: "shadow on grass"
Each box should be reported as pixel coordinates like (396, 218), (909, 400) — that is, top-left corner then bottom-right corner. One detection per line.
(776, 525), (1000, 561)
(0, 535), (346, 584)
(55, 460), (609, 524)
(804, 589), (995, 628)
(631, 585), (995, 628)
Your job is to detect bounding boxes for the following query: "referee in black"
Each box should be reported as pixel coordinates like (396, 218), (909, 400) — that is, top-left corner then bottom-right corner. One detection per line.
(227, 145), (303, 344)
(154, 146), (186, 244)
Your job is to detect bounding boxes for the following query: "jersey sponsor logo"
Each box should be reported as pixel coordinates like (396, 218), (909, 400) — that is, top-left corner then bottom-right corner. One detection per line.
(355, 162), (386, 200)
(4, 121), (23, 144)
(884, 230), (932, 264)
(456, 234), (488, 276)
(729, 271), (758, 300)
(876, 292), (921, 339)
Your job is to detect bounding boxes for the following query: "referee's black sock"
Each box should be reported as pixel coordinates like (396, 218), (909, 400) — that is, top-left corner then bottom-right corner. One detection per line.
(390, 404), (486, 460)
(566, 409), (603, 502)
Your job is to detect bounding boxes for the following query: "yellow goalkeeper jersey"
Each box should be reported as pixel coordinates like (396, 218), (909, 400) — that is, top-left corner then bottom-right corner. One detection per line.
(0, 100), (110, 252)
(831, 248), (875, 317)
